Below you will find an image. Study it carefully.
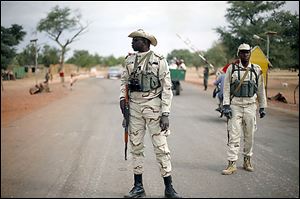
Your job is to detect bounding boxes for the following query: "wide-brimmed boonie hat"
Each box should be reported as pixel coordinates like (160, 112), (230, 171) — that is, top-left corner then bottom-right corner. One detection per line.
(128, 29), (157, 46)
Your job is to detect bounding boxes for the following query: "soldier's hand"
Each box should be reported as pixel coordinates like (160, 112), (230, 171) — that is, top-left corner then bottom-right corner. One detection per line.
(120, 98), (126, 115)
(160, 115), (169, 131)
(223, 105), (232, 119)
(259, 108), (266, 118)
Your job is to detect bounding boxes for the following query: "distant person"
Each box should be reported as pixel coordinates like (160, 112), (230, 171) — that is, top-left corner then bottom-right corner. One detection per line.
(176, 59), (187, 70)
(70, 73), (77, 90)
(59, 69), (65, 86)
(213, 70), (225, 115)
(169, 57), (178, 69)
(48, 67), (53, 82)
(44, 69), (50, 84)
(221, 43), (267, 175)
(203, 66), (209, 90)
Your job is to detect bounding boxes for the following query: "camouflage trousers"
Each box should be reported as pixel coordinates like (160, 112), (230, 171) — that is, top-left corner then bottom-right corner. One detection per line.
(128, 97), (172, 177)
(226, 103), (257, 161)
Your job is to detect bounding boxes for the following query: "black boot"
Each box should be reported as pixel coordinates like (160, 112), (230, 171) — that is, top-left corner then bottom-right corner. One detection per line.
(124, 174), (146, 198)
(163, 176), (181, 198)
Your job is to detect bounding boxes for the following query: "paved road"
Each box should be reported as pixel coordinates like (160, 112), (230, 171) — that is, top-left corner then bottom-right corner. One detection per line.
(1, 78), (299, 198)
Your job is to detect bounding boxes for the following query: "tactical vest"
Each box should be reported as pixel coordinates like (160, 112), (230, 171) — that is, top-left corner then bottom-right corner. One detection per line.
(230, 64), (258, 97)
(128, 51), (161, 92)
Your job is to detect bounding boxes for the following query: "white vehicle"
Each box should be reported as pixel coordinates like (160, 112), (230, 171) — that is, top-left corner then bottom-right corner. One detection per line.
(107, 66), (123, 79)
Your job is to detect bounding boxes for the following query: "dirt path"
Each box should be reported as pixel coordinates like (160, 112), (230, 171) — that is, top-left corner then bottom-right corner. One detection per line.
(1, 78), (69, 127)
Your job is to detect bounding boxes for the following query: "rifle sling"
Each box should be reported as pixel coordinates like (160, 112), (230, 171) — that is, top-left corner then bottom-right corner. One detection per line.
(133, 51), (152, 73)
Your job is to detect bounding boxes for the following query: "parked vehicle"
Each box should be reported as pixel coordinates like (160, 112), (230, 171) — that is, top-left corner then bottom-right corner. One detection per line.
(107, 66), (123, 79)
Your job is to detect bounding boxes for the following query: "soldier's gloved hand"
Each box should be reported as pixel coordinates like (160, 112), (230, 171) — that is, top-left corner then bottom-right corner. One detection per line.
(223, 105), (232, 119)
(160, 115), (169, 131)
(120, 98), (126, 115)
(259, 108), (266, 118)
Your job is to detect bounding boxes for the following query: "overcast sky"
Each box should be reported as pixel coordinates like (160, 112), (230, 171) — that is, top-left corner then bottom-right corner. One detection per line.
(1, 1), (299, 59)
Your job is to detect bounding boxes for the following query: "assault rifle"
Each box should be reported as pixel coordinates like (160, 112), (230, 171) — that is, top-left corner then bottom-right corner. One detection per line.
(122, 85), (130, 160)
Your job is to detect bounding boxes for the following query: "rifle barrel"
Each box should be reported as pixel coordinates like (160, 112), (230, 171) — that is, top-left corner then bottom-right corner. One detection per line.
(124, 85), (129, 161)
(125, 142), (128, 160)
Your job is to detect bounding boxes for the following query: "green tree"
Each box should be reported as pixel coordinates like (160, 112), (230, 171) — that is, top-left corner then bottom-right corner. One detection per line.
(116, 56), (126, 66)
(37, 5), (88, 78)
(167, 49), (195, 66)
(67, 50), (97, 68)
(67, 50), (124, 68)
(103, 55), (119, 67)
(264, 11), (299, 68)
(15, 43), (36, 66)
(215, 1), (299, 68)
(93, 53), (104, 65)
(40, 45), (60, 67)
(204, 41), (228, 68)
(1, 24), (26, 70)
(167, 49), (215, 69)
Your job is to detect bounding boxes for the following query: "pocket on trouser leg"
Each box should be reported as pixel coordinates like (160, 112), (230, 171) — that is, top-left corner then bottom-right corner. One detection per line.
(142, 106), (160, 119)
(226, 119), (232, 145)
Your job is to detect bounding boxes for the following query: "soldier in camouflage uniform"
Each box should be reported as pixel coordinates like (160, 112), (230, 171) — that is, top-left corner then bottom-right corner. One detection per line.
(120, 29), (181, 198)
(222, 43), (267, 175)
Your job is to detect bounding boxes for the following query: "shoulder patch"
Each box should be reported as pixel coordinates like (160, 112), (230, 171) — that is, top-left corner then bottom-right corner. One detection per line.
(153, 52), (164, 60)
(125, 52), (136, 59)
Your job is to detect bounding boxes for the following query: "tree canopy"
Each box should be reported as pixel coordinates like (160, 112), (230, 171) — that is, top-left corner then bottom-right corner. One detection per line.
(66, 50), (125, 68)
(215, 1), (299, 68)
(37, 5), (88, 72)
(40, 45), (60, 67)
(1, 24), (26, 70)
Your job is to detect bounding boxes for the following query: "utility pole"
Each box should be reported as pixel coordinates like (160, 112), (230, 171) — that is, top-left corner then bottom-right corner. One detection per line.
(253, 31), (277, 98)
(30, 39), (38, 85)
(265, 31), (277, 61)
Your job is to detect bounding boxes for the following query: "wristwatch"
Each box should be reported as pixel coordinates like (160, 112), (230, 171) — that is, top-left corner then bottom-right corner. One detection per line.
(162, 112), (170, 117)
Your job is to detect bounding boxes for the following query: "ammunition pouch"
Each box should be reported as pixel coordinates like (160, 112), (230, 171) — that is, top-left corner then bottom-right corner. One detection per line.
(141, 71), (161, 92)
(129, 71), (160, 92)
(230, 80), (257, 97)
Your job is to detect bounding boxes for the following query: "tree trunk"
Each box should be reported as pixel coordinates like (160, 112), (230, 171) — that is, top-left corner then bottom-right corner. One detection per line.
(59, 48), (66, 84)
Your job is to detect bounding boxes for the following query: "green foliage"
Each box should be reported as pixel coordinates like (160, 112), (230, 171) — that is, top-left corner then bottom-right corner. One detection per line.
(167, 49), (199, 66)
(40, 45), (60, 67)
(67, 50), (97, 68)
(215, 1), (299, 68)
(37, 6), (78, 39)
(37, 5), (88, 72)
(15, 43), (35, 66)
(1, 24), (26, 70)
(265, 11), (299, 68)
(166, 48), (226, 69)
(102, 55), (119, 67)
(16, 44), (60, 68)
(66, 50), (124, 68)
(204, 41), (228, 68)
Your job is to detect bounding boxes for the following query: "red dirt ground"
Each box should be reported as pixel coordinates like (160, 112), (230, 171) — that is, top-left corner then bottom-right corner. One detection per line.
(1, 76), (70, 127)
